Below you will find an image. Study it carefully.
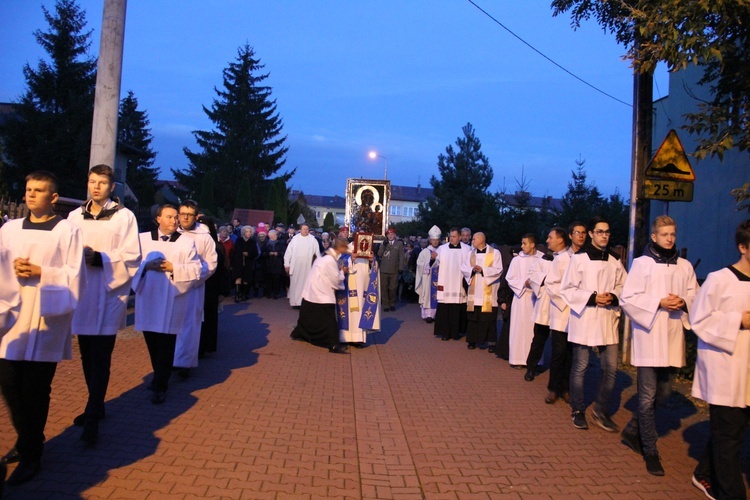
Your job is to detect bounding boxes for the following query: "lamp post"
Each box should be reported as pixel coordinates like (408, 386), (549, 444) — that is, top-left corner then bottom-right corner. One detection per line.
(368, 151), (388, 180)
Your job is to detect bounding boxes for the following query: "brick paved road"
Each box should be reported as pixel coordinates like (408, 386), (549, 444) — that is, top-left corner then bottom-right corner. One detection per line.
(1, 298), (747, 499)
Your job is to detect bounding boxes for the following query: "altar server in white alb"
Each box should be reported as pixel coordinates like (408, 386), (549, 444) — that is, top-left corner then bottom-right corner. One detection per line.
(561, 216), (626, 433)
(284, 223), (320, 308)
(416, 225), (441, 323)
(173, 200), (217, 376)
(619, 216), (698, 476)
(0, 171), (84, 486)
(690, 220), (750, 500)
(433, 227), (472, 341)
(132, 204), (203, 404)
(0, 245), (20, 336)
(67, 164), (141, 446)
(505, 233), (543, 366)
(461, 232), (503, 351)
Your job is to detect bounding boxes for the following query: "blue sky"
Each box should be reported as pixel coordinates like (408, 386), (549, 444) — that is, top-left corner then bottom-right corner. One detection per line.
(1, 1), (669, 199)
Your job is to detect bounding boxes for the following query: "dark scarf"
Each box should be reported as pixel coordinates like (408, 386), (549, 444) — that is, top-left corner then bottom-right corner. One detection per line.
(81, 197), (122, 220)
(643, 241), (678, 265)
(578, 241), (615, 261)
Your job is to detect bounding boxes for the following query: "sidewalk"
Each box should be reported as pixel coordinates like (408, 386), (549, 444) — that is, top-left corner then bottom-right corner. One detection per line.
(1, 298), (744, 499)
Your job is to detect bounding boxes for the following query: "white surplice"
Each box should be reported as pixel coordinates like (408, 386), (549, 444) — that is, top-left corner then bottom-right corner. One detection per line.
(435, 242), (472, 304)
(0, 246), (21, 335)
(460, 246), (504, 308)
(0, 217), (84, 362)
(528, 257), (552, 326)
(416, 246), (439, 319)
(545, 248), (572, 332)
(284, 234), (320, 307)
(691, 267), (750, 408)
(506, 251), (544, 365)
(621, 255), (699, 367)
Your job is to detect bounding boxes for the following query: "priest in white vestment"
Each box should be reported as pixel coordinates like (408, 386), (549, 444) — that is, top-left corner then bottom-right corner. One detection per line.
(505, 234), (543, 366)
(416, 226), (441, 322)
(433, 228), (472, 340)
(461, 232), (503, 350)
(284, 223), (320, 307)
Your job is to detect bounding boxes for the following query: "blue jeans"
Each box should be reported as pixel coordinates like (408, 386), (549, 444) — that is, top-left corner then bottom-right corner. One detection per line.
(569, 343), (618, 414)
(636, 367), (673, 454)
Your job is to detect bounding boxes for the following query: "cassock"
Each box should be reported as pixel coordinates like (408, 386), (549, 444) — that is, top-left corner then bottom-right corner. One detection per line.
(291, 249), (345, 348)
(132, 232), (203, 335)
(284, 233), (320, 307)
(621, 252), (698, 367)
(433, 242), (472, 339)
(561, 245), (627, 347)
(0, 217), (84, 362)
(506, 251), (543, 365)
(339, 252), (381, 344)
(416, 246), (439, 320)
(173, 222), (217, 369)
(68, 200), (141, 335)
(691, 266), (750, 408)
(0, 246), (20, 335)
(461, 245), (504, 345)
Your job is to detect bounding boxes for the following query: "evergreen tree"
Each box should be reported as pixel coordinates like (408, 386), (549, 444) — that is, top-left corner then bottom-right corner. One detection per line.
(118, 90), (158, 207)
(288, 192), (316, 228)
(556, 158), (604, 227)
(198, 173), (215, 215)
(323, 212), (335, 232)
(1, 0), (96, 198)
(235, 176), (252, 209)
(174, 44), (293, 213)
(601, 189), (630, 246)
(420, 123), (500, 241)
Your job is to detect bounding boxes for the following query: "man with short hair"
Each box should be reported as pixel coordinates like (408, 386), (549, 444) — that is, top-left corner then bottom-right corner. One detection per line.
(173, 200), (217, 376)
(434, 228), (472, 340)
(67, 164), (141, 446)
(133, 204), (202, 404)
(377, 227), (404, 311)
(284, 223), (320, 308)
(416, 226), (441, 323)
(562, 216), (627, 432)
(460, 227), (472, 246)
(0, 171), (84, 485)
(689, 219), (750, 499)
(461, 232), (503, 351)
(620, 215), (698, 476)
(568, 221), (586, 254)
(506, 233), (543, 367)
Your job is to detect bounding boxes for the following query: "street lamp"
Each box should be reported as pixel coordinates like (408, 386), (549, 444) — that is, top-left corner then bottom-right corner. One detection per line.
(368, 151), (388, 180)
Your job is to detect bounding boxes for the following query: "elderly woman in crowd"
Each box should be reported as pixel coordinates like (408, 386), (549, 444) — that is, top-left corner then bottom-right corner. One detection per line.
(232, 225), (259, 301)
(261, 229), (287, 299)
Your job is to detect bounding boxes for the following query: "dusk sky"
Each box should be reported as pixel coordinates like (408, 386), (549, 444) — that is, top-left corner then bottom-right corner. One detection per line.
(1, 1), (670, 199)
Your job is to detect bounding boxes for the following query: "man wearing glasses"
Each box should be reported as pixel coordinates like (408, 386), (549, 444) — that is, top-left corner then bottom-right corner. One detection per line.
(561, 216), (627, 432)
(173, 201), (217, 377)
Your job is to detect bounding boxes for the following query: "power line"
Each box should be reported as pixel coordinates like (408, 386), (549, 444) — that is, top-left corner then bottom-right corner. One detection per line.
(466, 0), (632, 108)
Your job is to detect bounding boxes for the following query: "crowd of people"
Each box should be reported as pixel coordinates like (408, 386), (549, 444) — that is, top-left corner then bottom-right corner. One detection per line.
(0, 167), (748, 498)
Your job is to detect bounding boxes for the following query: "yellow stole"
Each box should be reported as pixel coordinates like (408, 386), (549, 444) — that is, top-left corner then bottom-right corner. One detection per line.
(467, 247), (494, 312)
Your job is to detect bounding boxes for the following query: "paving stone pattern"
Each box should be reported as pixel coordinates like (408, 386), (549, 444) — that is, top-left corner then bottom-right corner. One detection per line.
(1, 299), (747, 499)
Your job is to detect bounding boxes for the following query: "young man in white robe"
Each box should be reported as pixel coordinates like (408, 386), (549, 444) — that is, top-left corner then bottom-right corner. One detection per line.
(133, 204), (202, 405)
(461, 232), (503, 351)
(690, 219), (750, 500)
(284, 223), (320, 308)
(505, 233), (543, 367)
(67, 164), (141, 446)
(433, 227), (472, 341)
(339, 233), (381, 347)
(561, 216), (627, 432)
(620, 215), (698, 476)
(173, 201), (217, 377)
(291, 237), (349, 353)
(0, 171), (84, 485)
(416, 226), (441, 322)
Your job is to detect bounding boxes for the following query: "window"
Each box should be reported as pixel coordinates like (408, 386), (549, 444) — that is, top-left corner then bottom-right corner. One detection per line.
(390, 205), (400, 216)
(403, 206), (415, 217)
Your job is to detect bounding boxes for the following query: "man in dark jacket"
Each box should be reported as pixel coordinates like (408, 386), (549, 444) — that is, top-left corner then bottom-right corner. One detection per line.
(377, 228), (404, 311)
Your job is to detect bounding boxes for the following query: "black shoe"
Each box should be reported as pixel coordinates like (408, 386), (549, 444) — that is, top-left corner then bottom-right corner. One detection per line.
(524, 369), (535, 381)
(1, 447), (20, 464)
(441, 336), (450, 341)
(328, 344), (349, 354)
(0, 461), (5, 497)
(350, 342), (367, 349)
(73, 410), (105, 427)
(6, 459), (40, 486)
(644, 453), (665, 476)
(572, 411), (588, 430)
(621, 428), (643, 455)
(591, 408), (619, 432)
(425, 317), (434, 323)
(544, 391), (558, 404)
(152, 391), (166, 404)
(81, 419), (99, 448)
(467, 343), (476, 350)
(177, 368), (191, 380)
(487, 345), (496, 354)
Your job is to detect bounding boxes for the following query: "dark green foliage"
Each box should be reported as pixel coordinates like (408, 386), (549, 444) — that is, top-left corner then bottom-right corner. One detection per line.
(174, 44), (293, 213)
(118, 90), (158, 207)
(235, 176), (252, 209)
(1, 0), (96, 199)
(322, 212), (335, 232)
(288, 192), (316, 228)
(198, 173), (215, 214)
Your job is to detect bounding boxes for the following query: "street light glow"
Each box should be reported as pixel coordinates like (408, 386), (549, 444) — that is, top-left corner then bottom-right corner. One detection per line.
(368, 151), (377, 159)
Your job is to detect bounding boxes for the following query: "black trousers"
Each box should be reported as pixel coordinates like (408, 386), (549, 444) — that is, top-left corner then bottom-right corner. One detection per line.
(143, 332), (176, 392)
(694, 404), (750, 499)
(78, 334), (117, 418)
(525, 323), (550, 369)
(0, 359), (57, 461)
(434, 303), (466, 339)
(547, 329), (572, 394)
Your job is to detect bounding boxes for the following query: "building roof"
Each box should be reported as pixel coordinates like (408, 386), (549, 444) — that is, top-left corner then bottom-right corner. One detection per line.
(501, 192), (563, 211)
(289, 191), (346, 209)
(390, 184), (433, 202)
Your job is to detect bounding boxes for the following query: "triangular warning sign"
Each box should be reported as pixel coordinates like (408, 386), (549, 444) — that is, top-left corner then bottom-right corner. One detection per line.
(645, 129), (696, 181)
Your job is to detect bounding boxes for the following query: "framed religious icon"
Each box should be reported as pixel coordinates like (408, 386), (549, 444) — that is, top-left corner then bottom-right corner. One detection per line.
(345, 179), (390, 240)
(353, 232), (374, 259)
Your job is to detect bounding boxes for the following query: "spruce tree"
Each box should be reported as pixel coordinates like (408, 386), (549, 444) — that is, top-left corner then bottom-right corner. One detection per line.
(174, 44), (293, 213)
(1, 0), (97, 199)
(118, 90), (158, 208)
(556, 158), (604, 227)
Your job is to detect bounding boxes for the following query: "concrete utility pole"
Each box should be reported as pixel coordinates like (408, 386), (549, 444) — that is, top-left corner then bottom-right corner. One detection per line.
(89, 0), (127, 190)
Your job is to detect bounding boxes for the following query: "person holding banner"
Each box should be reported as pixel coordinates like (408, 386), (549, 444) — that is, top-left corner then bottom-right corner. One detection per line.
(338, 233), (380, 348)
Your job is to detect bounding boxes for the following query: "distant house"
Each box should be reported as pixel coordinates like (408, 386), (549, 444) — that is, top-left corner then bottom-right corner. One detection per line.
(388, 184), (433, 223)
(500, 192), (563, 213)
(154, 179), (184, 206)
